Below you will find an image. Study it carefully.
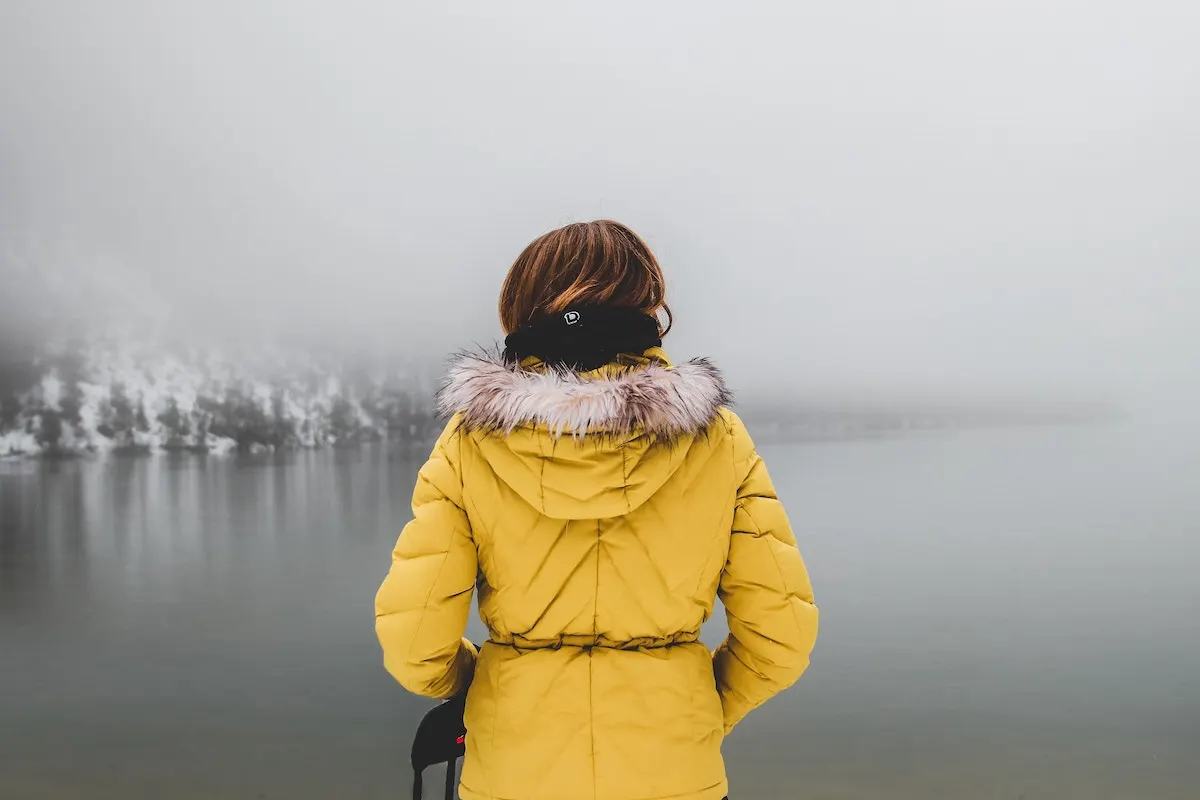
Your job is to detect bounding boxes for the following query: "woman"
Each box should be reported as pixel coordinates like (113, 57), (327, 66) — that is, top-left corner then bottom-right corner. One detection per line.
(375, 220), (818, 800)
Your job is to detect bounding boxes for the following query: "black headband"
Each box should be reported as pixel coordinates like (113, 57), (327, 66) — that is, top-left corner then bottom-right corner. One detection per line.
(503, 306), (662, 370)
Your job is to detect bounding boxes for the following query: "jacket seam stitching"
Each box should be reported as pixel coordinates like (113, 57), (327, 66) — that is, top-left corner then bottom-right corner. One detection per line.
(402, 441), (462, 691)
(399, 565), (454, 691)
(741, 501), (807, 646)
(591, 515), (601, 795)
(620, 440), (631, 514)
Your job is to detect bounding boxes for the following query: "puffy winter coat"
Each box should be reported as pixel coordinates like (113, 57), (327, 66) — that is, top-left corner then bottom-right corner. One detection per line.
(375, 348), (818, 800)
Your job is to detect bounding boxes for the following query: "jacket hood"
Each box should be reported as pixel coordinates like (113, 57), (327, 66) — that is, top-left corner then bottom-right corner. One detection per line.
(436, 347), (732, 519)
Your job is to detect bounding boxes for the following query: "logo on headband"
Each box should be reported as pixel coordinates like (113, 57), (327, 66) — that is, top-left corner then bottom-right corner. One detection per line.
(563, 310), (581, 325)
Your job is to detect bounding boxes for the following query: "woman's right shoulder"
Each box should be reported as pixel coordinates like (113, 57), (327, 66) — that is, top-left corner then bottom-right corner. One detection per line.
(712, 407), (757, 469)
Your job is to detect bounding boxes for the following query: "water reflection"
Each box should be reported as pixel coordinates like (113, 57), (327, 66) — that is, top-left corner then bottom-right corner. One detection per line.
(1, 426), (1198, 799)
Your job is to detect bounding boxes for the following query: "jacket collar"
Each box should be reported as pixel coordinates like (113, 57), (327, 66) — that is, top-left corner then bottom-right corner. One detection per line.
(437, 347), (731, 439)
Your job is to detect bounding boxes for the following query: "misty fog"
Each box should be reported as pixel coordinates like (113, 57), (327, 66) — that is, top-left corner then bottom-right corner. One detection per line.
(2, 1), (1198, 413)
(4, 5), (1200, 799)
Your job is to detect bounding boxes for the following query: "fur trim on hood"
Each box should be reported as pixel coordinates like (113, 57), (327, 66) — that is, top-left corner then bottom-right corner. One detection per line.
(436, 349), (732, 439)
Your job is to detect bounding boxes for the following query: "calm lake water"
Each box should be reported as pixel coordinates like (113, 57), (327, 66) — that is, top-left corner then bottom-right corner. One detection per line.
(2, 421), (1198, 799)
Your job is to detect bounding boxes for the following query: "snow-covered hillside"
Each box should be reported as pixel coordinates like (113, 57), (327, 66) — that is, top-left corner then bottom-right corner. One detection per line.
(0, 339), (442, 457)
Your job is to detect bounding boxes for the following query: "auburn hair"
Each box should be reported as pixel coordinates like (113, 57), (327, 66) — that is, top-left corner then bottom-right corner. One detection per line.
(498, 220), (672, 337)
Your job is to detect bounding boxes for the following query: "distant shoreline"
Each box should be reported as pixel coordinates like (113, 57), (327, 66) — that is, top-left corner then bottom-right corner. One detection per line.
(2, 409), (1123, 462)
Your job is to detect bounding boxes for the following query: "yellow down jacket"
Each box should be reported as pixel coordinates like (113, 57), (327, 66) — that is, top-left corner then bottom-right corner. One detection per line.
(375, 348), (818, 800)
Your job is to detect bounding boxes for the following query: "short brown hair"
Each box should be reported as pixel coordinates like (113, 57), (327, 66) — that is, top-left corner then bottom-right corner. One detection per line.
(498, 220), (672, 337)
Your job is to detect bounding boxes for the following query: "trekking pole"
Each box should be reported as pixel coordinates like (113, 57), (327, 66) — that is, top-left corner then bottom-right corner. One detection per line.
(444, 756), (457, 800)
(410, 690), (467, 800)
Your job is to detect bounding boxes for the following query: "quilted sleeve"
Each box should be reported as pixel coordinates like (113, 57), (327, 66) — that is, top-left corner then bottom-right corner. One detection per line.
(713, 413), (819, 734)
(375, 419), (478, 699)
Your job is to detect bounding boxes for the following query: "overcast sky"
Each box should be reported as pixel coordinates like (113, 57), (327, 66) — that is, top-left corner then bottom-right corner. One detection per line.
(1, 1), (1197, 411)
